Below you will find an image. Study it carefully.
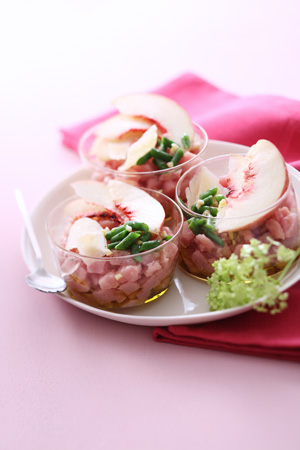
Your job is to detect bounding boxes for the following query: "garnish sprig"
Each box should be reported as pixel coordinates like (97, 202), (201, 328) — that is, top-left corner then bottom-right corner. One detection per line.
(206, 238), (300, 314)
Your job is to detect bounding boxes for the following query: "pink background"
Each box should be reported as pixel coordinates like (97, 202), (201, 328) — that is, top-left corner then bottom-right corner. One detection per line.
(2, 1), (300, 449)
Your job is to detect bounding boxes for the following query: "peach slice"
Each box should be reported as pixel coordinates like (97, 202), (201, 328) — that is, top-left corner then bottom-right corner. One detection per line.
(112, 94), (194, 145)
(66, 217), (108, 257)
(89, 138), (130, 162)
(186, 166), (228, 209)
(107, 179), (165, 234)
(71, 180), (116, 212)
(64, 199), (106, 219)
(216, 140), (289, 233)
(94, 114), (153, 140)
(118, 125), (158, 171)
(71, 179), (165, 234)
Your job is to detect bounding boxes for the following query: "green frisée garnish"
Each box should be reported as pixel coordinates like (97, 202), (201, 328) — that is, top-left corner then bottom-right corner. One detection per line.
(206, 238), (300, 314)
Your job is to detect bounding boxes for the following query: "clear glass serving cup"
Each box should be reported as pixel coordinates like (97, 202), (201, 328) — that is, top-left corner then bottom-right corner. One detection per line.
(78, 122), (208, 200)
(46, 189), (183, 309)
(175, 154), (300, 280)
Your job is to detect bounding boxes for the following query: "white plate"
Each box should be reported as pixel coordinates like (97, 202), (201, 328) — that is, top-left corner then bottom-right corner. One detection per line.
(21, 140), (300, 326)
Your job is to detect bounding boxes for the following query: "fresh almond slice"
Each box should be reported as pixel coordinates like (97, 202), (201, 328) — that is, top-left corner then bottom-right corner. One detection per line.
(118, 125), (158, 171)
(66, 217), (107, 257)
(112, 93), (194, 145)
(108, 179), (165, 234)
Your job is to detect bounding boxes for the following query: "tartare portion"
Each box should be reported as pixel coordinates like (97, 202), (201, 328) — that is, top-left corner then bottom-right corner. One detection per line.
(48, 180), (183, 308)
(177, 140), (300, 278)
(79, 94), (207, 199)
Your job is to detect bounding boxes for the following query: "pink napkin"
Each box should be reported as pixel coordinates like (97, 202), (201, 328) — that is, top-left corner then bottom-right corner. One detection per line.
(61, 73), (300, 361)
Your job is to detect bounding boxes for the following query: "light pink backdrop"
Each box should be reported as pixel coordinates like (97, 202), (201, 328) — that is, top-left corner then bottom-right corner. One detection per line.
(1, 1), (300, 449)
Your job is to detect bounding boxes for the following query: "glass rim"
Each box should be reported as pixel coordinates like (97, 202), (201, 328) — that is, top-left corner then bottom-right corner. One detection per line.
(78, 121), (208, 176)
(175, 152), (292, 221)
(46, 187), (184, 261)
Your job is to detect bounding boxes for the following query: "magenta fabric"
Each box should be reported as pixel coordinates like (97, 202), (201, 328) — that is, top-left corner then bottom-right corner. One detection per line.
(61, 72), (300, 361)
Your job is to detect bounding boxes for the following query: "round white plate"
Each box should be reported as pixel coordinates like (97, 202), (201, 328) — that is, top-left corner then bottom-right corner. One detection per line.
(21, 140), (300, 326)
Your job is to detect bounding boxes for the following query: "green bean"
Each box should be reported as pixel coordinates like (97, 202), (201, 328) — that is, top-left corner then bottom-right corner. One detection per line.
(191, 204), (209, 215)
(200, 187), (218, 199)
(181, 133), (191, 149)
(140, 240), (161, 251)
(195, 219), (206, 227)
(115, 232), (141, 251)
(188, 218), (203, 235)
(107, 241), (121, 249)
(161, 136), (177, 150)
(153, 158), (168, 170)
(215, 194), (225, 203)
(136, 150), (153, 166)
(125, 221), (149, 232)
(105, 225), (125, 241)
(163, 235), (172, 241)
(172, 148), (184, 166)
(140, 231), (152, 242)
(203, 228), (225, 247)
(204, 222), (215, 233)
(203, 195), (213, 206)
(110, 230), (129, 243)
(130, 244), (142, 262)
(208, 207), (218, 217)
(150, 148), (172, 162)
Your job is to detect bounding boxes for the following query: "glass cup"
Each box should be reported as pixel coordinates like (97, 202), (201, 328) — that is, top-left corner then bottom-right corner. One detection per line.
(176, 154), (300, 279)
(46, 189), (183, 309)
(78, 122), (208, 200)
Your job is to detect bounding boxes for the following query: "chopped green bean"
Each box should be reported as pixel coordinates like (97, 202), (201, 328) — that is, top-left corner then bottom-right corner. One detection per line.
(150, 148), (173, 162)
(125, 221), (149, 232)
(131, 244), (141, 254)
(181, 133), (191, 149)
(105, 225), (125, 241)
(140, 240), (161, 251)
(203, 195), (213, 206)
(115, 232), (141, 251)
(110, 230), (129, 243)
(153, 158), (168, 170)
(161, 136), (177, 150)
(215, 194), (225, 203)
(208, 207), (218, 217)
(203, 228), (225, 247)
(188, 218), (203, 235)
(200, 187), (218, 199)
(163, 235), (172, 241)
(108, 241), (121, 249)
(136, 150), (153, 166)
(140, 231), (152, 242)
(172, 148), (184, 166)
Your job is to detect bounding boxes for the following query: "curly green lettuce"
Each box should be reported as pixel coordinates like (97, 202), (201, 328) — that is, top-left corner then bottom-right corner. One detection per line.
(206, 238), (300, 314)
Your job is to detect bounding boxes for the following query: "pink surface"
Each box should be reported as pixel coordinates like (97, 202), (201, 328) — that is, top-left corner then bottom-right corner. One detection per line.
(3, 2), (300, 448)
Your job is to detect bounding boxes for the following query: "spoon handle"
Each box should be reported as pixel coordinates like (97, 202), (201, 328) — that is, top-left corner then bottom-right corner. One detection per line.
(15, 188), (43, 262)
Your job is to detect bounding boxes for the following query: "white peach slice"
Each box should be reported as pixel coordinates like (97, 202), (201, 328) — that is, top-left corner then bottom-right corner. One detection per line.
(71, 180), (116, 211)
(89, 138), (130, 161)
(65, 199), (106, 219)
(186, 166), (228, 209)
(94, 114), (153, 140)
(118, 125), (158, 171)
(66, 217), (108, 257)
(107, 179), (165, 234)
(216, 140), (289, 233)
(71, 179), (165, 234)
(112, 94), (194, 145)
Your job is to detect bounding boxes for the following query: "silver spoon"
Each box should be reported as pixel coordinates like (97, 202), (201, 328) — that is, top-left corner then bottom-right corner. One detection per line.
(15, 188), (67, 293)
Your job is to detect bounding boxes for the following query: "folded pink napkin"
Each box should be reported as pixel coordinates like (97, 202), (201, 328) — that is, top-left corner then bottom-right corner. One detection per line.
(61, 73), (300, 361)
